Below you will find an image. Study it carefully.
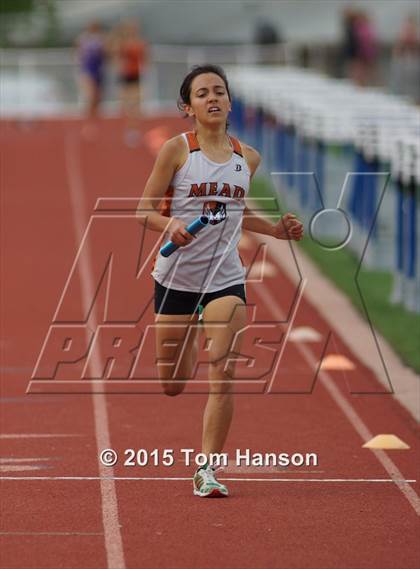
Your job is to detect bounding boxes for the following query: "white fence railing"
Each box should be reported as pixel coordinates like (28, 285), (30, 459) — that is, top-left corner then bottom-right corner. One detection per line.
(0, 44), (298, 116)
(229, 66), (420, 312)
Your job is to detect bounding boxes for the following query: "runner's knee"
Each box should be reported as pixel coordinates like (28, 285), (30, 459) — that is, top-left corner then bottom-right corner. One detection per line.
(209, 361), (234, 394)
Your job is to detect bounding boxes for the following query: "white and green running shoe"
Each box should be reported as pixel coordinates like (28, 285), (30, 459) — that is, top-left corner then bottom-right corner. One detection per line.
(193, 465), (228, 498)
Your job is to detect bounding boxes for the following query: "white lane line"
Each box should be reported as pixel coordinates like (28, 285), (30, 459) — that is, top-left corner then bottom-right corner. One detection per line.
(65, 133), (126, 569)
(0, 458), (56, 473)
(0, 466), (48, 472)
(0, 458), (51, 463)
(0, 434), (81, 439)
(0, 532), (103, 536)
(250, 262), (420, 516)
(0, 476), (416, 483)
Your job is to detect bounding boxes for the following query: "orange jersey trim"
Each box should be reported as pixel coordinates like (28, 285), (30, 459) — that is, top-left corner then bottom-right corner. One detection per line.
(186, 131), (243, 157)
(186, 131), (200, 153)
(229, 135), (243, 157)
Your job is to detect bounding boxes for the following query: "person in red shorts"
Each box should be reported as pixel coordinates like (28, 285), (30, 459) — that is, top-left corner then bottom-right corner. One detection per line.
(113, 21), (148, 146)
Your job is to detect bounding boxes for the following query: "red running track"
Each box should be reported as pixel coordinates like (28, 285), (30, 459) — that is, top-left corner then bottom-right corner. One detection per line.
(0, 117), (419, 569)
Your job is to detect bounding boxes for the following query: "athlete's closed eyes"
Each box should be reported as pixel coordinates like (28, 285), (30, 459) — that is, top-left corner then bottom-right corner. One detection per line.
(195, 88), (226, 97)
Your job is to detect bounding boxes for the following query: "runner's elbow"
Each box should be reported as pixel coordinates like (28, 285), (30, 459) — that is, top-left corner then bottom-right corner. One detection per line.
(137, 198), (151, 225)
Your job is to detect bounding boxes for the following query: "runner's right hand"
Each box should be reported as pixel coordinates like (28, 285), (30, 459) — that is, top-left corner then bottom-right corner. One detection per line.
(168, 218), (195, 247)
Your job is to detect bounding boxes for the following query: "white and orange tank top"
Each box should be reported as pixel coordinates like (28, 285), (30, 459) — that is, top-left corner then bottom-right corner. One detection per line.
(152, 131), (250, 292)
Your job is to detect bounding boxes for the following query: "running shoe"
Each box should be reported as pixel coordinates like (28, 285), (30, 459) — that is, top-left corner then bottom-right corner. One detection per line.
(193, 465), (228, 497)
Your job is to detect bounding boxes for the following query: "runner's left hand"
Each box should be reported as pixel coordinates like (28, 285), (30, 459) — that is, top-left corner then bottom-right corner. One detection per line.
(273, 213), (304, 241)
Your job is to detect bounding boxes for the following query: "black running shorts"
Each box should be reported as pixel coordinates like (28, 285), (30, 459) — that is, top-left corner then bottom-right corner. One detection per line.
(154, 280), (246, 315)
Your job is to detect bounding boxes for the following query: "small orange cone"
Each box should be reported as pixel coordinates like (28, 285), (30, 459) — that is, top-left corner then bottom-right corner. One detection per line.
(362, 434), (410, 450)
(320, 354), (355, 370)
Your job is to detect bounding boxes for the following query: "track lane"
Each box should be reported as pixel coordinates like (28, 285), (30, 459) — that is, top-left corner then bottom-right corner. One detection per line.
(1, 118), (419, 569)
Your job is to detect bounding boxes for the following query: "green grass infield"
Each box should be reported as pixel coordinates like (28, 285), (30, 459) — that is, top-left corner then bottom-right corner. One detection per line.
(249, 176), (420, 373)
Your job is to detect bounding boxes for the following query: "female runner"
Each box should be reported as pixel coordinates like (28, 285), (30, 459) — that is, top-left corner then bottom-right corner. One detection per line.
(138, 65), (303, 497)
(76, 21), (106, 117)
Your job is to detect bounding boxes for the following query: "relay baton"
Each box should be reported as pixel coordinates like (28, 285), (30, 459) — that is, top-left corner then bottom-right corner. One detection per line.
(160, 215), (209, 257)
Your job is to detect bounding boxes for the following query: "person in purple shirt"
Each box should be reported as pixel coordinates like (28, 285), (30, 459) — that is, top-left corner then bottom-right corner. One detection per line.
(76, 22), (106, 117)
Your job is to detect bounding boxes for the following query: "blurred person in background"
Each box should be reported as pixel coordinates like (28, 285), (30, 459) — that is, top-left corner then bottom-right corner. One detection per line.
(352, 10), (378, 86)
(111, 20), (148, 147)
(390, 14), (420, 103)
(76, 21), (107, 117)
(340, 7), (358, 77)
(342, 9), (378, 87)
(254, 19), (283, 64)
